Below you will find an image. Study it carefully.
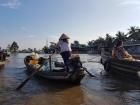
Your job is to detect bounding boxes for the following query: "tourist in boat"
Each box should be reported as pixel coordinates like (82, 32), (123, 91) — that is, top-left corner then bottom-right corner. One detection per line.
(112, 40), (133, 60)
(57, 33), (72, 72)
(0, 47), (6, 61)
(29, 52), (40, 65)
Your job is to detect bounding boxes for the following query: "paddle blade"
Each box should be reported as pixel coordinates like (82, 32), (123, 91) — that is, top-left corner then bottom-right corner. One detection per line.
(16, 65), (43, 90)
(16, 78), (30, 90)
(83, 67), (96, 77)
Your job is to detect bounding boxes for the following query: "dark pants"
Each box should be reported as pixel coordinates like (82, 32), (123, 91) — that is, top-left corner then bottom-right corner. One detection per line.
(60, 51), (71, 71)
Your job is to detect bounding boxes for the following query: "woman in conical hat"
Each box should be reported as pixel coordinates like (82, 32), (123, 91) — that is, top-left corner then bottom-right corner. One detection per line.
(59, 33), (70, 40)
(57, 33), (72, 72)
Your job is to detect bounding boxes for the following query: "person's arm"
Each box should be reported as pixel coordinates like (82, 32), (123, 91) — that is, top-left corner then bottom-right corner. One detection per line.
(112, 48), (115, 58)
(56, 40), (63, 47)
(132, 55), (140, 59)
(49, 41), (59, 48)
(121, 47), (133, 58)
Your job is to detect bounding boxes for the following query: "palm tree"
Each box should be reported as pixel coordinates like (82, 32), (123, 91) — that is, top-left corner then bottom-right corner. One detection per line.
(137, 28), (140, 41)
(87, 40), (94, 47)
(128, 26), (139, 42)
(10, 41), (19, 52)
(94, 37), (105, 53)
(94, 37), (105, 45)
(105, 34), (114, 47)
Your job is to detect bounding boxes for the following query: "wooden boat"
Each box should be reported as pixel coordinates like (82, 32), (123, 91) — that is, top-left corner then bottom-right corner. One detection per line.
(0, 61), (5, 69)
(104, 58), (140, 79)
(101, 45), (140, 80)
(24, 55), (85, 84)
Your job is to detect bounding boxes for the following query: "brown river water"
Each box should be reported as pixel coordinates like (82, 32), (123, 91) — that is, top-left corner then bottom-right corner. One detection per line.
(0, 53), (140, 105)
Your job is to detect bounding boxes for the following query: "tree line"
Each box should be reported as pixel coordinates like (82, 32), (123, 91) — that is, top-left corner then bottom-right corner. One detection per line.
(5, 26), (140, 53)
(88, 26), (140, 48)
(2, 41), (19, 53)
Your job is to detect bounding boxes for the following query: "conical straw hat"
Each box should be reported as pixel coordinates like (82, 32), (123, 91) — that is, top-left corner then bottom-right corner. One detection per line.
(59, 33), (70, 39)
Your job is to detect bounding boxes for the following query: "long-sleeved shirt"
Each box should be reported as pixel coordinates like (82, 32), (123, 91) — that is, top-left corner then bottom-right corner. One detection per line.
(57, 41), (72, 53)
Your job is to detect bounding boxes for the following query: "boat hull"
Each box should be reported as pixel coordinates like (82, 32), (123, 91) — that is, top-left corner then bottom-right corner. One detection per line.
(104, 58), (140, 80)
(24, 56), (85, 84)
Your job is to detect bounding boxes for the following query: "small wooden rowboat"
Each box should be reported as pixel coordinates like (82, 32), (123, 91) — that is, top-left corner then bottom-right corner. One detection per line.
(101, 46), (140, 80)
(104, 58), (140, 79)
(24, 55), (85, 84)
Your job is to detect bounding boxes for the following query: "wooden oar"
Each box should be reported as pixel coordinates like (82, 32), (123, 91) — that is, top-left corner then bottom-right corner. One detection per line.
(82, 60), (100, 63)
(82, 67), (96, 77)
(87, 56), (100, 61)
(16, 53), (55, 90)
(16, 67), (26, 69)
(16, 64), (43, 90)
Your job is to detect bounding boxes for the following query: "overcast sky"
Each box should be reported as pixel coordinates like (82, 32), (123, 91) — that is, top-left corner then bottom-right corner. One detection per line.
(0, 0), (140, 49)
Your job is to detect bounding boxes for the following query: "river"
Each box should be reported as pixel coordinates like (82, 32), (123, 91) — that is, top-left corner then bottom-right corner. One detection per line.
(0, 53), (140, 105)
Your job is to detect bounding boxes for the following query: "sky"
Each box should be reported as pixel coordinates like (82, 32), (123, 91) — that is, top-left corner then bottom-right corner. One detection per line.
(0, 0), (140, 50)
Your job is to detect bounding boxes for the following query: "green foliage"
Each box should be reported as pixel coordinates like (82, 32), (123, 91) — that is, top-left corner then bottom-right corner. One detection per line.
(115, 31), (127, 42)
(128, 26), (140, 42)
(94, 37), (105, 45)
(105, 34), (114, 47)
(42, 46), (48, 53)
(10, 41), (19, 52)
(88, 26), (140, 48)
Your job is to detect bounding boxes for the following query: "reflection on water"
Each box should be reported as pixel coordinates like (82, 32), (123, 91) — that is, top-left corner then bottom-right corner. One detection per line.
(0, 53), (140, 105)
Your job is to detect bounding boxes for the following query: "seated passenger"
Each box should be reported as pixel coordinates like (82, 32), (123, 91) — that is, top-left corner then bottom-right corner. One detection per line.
(112, 40), (133, 60)
(29, 52), (39, 65)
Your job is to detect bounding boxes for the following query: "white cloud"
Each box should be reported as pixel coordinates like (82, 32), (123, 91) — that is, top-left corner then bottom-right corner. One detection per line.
(0, 0), (21, 9)
(27, 35), (36, 38)
(21, 27), (28, 31)
(136, 6), (140, 10)
(119, 0), (140, 11)
(120, 0), (140, 5)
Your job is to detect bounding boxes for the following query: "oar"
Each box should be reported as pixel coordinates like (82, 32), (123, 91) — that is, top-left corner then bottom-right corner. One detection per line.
(16, 67), (26, 69)
(87, 56), (99, 61)
(16, 64), (43, 90)
(82, 67), (96, 77)
(82, 60), (100, 63)
(88, 61), (100, 63)
(16, 53), (55, 90)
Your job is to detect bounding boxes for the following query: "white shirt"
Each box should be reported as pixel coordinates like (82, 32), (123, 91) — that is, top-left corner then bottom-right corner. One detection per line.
(57, 41), (72, 53)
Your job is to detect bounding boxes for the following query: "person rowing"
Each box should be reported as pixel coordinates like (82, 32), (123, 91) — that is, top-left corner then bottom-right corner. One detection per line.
(50, 33), (96, 77)
(56, 33), (72, 73)
(50, 33), (72, 72)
